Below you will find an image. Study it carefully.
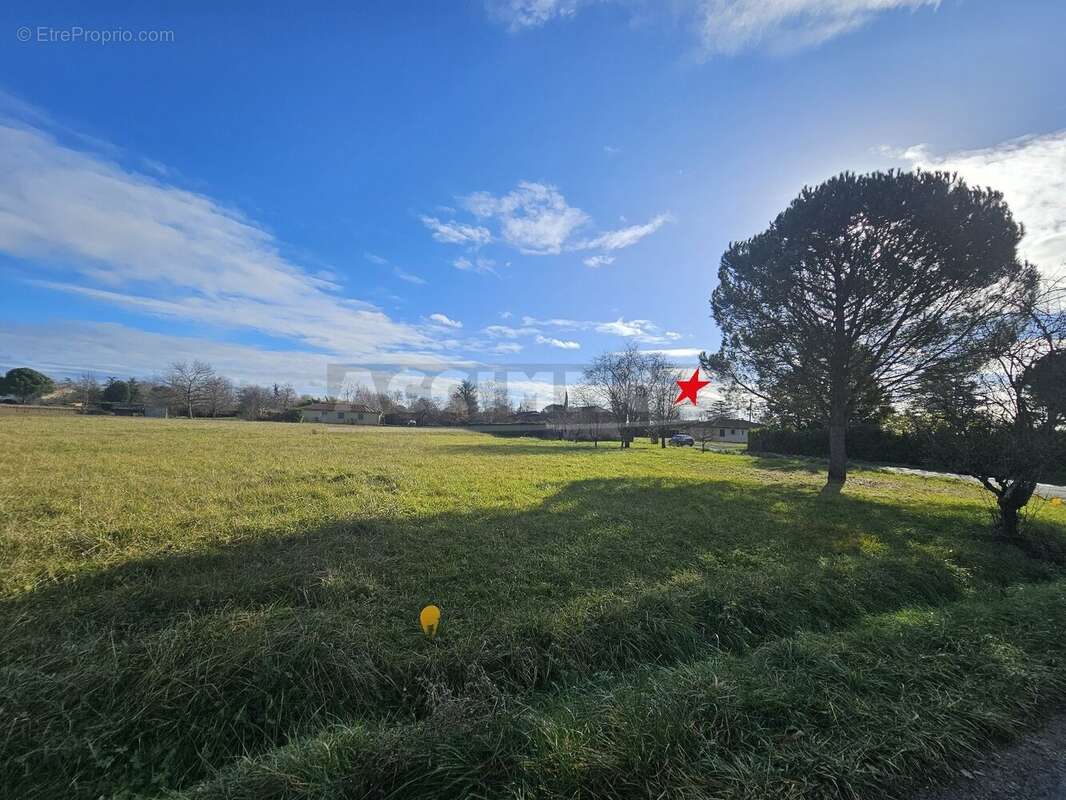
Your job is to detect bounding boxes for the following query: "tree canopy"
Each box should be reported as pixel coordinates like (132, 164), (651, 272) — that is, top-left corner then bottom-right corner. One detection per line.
(708, 170), (1033, 489)
(1, 367), (55, 403)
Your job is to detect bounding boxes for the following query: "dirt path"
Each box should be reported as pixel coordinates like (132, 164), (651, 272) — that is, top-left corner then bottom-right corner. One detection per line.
(913, 715), (1066, 799)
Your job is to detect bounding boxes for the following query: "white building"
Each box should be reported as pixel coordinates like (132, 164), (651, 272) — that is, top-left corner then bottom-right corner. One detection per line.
(696, 417), (757, 443)
(300, 402), (380, 425)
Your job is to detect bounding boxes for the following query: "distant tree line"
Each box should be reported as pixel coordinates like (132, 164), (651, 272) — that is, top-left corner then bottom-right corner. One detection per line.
(1, 360), (305, 421)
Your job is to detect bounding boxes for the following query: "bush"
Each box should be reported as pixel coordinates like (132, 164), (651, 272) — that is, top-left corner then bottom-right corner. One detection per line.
(263, 408), (303, 423)
(749, 424), (1066, 484)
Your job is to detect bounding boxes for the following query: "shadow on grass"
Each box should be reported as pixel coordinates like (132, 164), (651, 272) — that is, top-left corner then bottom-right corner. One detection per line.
(3, 477), (1064, 799)
(748, 452), (826, 473)
(437, 441), (623, 456)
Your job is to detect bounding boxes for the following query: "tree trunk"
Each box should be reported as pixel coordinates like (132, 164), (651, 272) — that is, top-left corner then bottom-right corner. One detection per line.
(996, 480), (1037, 540)
(826, 403), (848, 490)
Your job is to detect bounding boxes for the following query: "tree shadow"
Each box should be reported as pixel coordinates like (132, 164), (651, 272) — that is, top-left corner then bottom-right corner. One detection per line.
(4, 477), (1064, 798)
(748, 452), (826, 473)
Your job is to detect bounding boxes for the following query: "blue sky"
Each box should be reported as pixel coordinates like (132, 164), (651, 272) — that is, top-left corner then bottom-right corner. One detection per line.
(1, 0), (1064, 404)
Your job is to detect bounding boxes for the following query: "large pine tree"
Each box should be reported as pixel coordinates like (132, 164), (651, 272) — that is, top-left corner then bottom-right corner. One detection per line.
(708, 170), (1033, 490)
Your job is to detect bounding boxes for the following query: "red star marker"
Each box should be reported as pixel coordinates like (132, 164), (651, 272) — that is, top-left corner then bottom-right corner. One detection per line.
(674, 368), (710, 406)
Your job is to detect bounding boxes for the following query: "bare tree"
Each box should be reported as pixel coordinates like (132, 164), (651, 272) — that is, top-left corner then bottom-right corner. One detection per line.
(407, 395), (441, 426)
(71, 372), (100, 408)
(346, 385), (403, 414)
(203, 375), (236, 418)
(582, 344), (654, 449)
(274, 383), (298, 408)
(236, 384), (272, 420)
(645, 352), (681, 447)
(480, 381), (513, 422)
(164, 361), (215, 418)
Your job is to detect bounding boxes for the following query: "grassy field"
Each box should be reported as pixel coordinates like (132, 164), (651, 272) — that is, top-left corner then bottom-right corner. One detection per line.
(2, 416), (1066, 799)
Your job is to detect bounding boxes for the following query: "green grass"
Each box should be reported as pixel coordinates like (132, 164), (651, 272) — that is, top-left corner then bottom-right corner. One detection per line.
(1, 416), (1065, 799)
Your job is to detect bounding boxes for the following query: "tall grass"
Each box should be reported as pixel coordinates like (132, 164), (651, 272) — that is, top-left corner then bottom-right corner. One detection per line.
(1, 417), (1064, 798)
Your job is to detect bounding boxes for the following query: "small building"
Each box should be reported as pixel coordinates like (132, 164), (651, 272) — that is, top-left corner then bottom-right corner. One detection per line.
(300, 402), (380, 425)
(693, 417), (758, 443)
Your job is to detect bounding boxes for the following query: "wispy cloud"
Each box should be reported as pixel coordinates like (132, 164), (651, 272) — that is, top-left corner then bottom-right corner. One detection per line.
(429, 312), (463, 328)
(364, 251), (427, 285)
(486, 0), (941, 55)
(536, 334), (581, 349)
(885, 129), (1066, 281)
(522, 314), (684, 344)
(583, 255), (615, 268)
(485, 0), (584, 31)
(420, 215), (492, 246)
(426, 180), (668, 263)
(0, 120), (444, 360)
(393, 267), (427, 285)
(453, 255), (498, 274)
(696, 0), (941, 55)
(578, 213), (672, 251)
(484, 324), (540, 338)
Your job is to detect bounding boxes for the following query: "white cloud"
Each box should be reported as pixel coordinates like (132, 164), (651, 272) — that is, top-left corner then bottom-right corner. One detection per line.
(363, 252), (388, 265)
(578, 213), (672, 251)
(521, 315), (684, 344)
(466, 181), (590, 255)
(583, 255), (616, 268)
(429, 313), (463, 329)
(393, 267), (427, 285)
(0, 121), (442, 360)
(428, 180), (667, 260)
(645, 347), (705, 359)
(500, 310), (513, 319)
(487, 0), (941, 54)
(536, 334), (581, 350)
(887, 130), (1066, 281)
(452, 255), (498, 274)
(485, 324), (540, 338)
(696, 0), (940, 55)
(420, 215), (492, 246)
(486, 0), (583, 31)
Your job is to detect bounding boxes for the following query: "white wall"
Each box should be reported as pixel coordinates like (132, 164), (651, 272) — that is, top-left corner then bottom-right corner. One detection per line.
(706, 426), (749, 443)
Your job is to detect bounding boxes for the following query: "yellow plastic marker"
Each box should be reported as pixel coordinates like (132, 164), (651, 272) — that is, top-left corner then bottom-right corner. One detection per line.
(1052, 497), (1063, 507)
(420, 605), (441, 639)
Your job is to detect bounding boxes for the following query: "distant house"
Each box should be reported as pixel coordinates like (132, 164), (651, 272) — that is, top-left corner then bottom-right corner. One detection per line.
(691, 417), (758, 444)
(300, 402), (380, 425)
